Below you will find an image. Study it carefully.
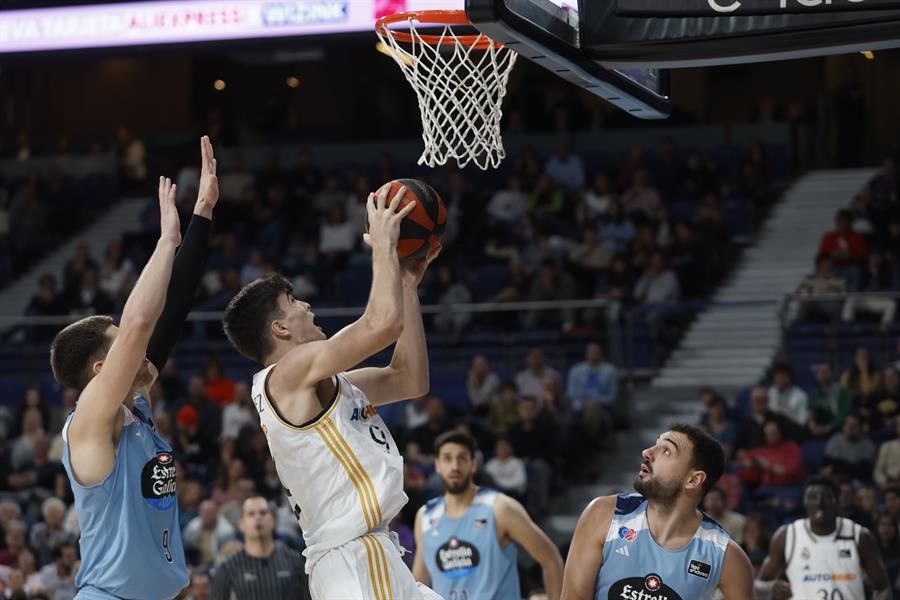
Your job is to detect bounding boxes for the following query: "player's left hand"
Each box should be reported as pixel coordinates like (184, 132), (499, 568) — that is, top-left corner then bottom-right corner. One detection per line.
(402, 243), (442, 287)
(195, 135), (218, 217)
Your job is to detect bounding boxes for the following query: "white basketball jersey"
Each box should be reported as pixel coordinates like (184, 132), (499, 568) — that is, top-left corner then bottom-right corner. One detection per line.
(784, 517), (865, 600)
(252, 365), (407, 572)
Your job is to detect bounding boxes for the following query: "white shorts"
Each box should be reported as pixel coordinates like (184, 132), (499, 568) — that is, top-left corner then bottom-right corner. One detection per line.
(309, 531), (444, 600)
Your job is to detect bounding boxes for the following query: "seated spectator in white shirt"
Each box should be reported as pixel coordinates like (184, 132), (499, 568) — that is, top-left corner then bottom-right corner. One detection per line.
(183, 500), (237, 567)
(467, 355), (501, 415)
(220, 382), (256, 442)
(318, 205), (356, 266)
(487, 175), (529, 226)
(874, 416), (900, 488)
(218, 153), (255, 202)
(544, 142), (585, 191)
(484, 437), (527, 497)
(515, 346), (561, 398)
(620, 169), (661, 218)
(633, 251), (680, 305)
(767, 363), (809, 428)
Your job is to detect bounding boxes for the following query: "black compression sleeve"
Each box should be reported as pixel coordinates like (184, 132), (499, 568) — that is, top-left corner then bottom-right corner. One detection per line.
(146, 213), (212, 370)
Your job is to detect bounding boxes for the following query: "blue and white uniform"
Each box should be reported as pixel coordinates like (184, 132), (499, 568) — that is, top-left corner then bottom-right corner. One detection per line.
(595, 493), (729, 600)
(62, 394), (188, 599)
(421, 488), (520, 600)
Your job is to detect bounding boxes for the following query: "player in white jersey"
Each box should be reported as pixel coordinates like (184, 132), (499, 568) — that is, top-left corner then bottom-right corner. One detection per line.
(223, 185), (443, 600)
(756, 476), (890, 600)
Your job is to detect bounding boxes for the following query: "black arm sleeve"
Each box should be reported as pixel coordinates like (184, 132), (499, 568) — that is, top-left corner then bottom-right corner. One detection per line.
(146, 214), (212, 370)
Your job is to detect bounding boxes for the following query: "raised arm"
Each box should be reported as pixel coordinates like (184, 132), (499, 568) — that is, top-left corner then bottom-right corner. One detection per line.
(345, 244), (441, 404)
(495, 494), (564, 600)
(561, 496), (615, 600)
(412, 506), (431, 586)
(67, 177), (181, 485)
(272, 186), (414, 391)
(146, 136), (218, 373)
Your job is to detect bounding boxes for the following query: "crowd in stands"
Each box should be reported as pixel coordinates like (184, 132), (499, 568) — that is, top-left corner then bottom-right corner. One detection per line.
(791, 156), (900, 328)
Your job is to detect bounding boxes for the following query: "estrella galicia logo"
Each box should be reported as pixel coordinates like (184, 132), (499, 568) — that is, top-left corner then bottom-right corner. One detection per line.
(435, 537), (480, 580)
(618, 526), (637, 542)
(608, 573), (683, 600)
(688, 560), (711, 579)
(141, 452), (177, 510)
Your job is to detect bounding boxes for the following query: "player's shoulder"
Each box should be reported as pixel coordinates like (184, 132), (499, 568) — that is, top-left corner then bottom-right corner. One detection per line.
(580, 495), (620, 525)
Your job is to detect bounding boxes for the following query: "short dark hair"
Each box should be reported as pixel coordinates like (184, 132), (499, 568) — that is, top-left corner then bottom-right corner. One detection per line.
(805, 475), (840, 499)
(667, 423), (725, 496)
(50, 315), (114, 391)
(706, 486), (725, 500)
(223, 273), (293, 364)
(771, 362), (794, 380)
(435, 430), (478, 457)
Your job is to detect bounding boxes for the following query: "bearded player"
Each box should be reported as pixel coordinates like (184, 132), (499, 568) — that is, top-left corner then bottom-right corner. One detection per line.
(223, 185), (443, 600)
(755, 476), (890, 599)
(561, 424), (754, 600)
(413, 430), (564, 599)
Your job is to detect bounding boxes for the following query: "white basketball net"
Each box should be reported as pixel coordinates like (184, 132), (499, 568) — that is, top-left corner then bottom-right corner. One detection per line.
(377, 18), (517, 170)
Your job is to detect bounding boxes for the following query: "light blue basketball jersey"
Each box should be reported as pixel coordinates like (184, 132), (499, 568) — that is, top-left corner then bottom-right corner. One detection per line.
(421, 488), (520, 600)
(62, 395), (189, 599)
(595, 493), (729, 600)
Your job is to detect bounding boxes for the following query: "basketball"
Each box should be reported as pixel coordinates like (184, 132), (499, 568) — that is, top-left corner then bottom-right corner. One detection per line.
(371, 178), (446, 262)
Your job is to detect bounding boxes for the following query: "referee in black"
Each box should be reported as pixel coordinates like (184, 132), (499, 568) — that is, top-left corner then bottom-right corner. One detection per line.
(211, 496), (311, 600)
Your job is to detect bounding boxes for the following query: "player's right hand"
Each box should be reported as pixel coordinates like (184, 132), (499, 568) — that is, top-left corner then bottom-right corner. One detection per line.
(772, 580), (792, 599)
(158, 176), (181, 247)
(363, 184), (416, 252)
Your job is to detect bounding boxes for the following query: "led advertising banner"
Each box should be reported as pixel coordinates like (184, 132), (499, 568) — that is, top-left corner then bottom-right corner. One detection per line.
(0, 0), (464, 54)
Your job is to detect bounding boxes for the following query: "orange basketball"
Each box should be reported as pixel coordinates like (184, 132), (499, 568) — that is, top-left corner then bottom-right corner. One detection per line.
(369, 179), (446, 262)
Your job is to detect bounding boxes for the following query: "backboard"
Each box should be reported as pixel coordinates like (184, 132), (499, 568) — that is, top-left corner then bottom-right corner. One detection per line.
(464, 0), (673, 120)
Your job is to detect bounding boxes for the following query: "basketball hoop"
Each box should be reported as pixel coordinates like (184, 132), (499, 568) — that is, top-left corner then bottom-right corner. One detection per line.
(376, 10), (517, 170)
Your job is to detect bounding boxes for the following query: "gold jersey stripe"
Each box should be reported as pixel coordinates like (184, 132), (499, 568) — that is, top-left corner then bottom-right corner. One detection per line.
(360, 536), (383, 600)
(323, 418), (384, 525)
(371, 535), (394, 600)
(314, 424), (375, 530)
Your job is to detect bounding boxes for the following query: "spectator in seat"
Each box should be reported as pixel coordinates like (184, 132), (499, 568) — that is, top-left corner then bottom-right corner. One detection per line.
(824, 414), (876, 482)
(488, 382), (520, 436)
(808, 362), (852, 432)
(487, 175), (529, 226)
(218, 153), (255, 203)
(874, 416), (900, 488)
(0, 520), (27, 566)
(64, 265), (115, 318)
(62, 242), (97, 295)
(220, 382), (255, 442)
(515, 347), (561, 398)
(596, 201), (635, 256)
(16, 547), (44, 596)
(543, 142), (585, 191)
(466, 355), (501, 416)
(318, 204), (355, 268)
(702, 395), (738, 460)
(842, 249), (897, 329)
(886, 487), (900, 523)
(186, 570), (212, 600)
(841, 347), (882, 403)
(737, 419), (805, 489)
(818, 208), (868, 268)
(737, 386), (780, 451)
(741, 515), (771, 575)
(115, 125), (147, 190)
(788, 254), (848, 324)
(183, 500), (237, 568)
(98, 240), (135, 308)
(668, 221), (706, 298)
(29, 498), (76, 567)
(508, 395), (559, 467)
(405, 395), (452, 468)
(569, 227), (612, 295)
(703, 486), (746, 544)
(768, 363), (809, 428)
(10, 407), (44, 472)
(483, 437), (527, 499)
(26, 274), (65, 341)
(566, 342), (618, 427)
(581, 173), (615, 221)
(863, 367), (900, 430)
(432, 265), (473, 343)
(524, 259), (577, 330)
(37, 541), (78, 600)
(875, 513), (900, 586)
(620, 169), (661, 219)
(838, 481), (874, 530)
(633, 250), (680, 306)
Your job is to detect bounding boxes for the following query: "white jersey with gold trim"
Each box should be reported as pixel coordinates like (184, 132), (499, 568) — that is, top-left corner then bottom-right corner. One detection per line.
(783, 517), (865, 600)
(252, 365), (407, 572)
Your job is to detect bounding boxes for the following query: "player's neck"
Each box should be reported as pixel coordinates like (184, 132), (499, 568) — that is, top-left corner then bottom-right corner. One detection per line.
(808, 518), (838, 537)
(444, 485), (478, 517)
(244, 536), (275, 559)
(646, 498), (701, 550)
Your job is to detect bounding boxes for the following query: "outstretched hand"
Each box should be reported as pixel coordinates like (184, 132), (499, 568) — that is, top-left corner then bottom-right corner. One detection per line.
(195, 135), (218, 217)
(159, 176), (181, 246)
(403, 243), (442, 287)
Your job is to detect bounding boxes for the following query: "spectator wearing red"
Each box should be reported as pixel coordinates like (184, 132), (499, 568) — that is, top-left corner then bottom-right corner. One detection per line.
(738, 419), (805, 487)
(818, 209), (868, 267)
(203, 358), (236, 408)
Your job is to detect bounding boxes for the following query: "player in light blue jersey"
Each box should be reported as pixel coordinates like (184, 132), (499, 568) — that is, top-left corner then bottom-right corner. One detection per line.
(561, 423), (754, 600)
(413, 430), (564, 600)
(51, 138), (218, 599)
